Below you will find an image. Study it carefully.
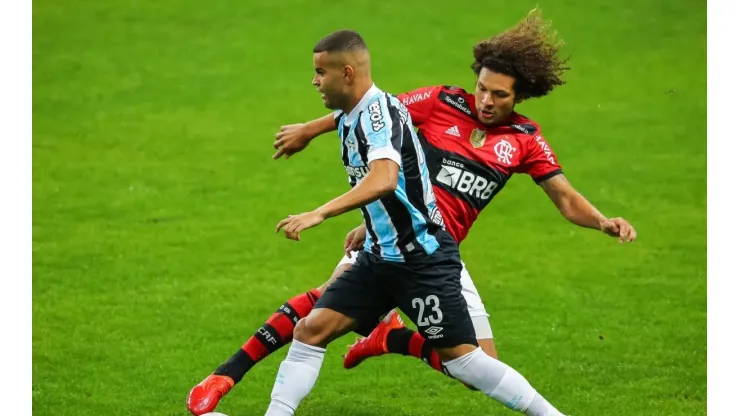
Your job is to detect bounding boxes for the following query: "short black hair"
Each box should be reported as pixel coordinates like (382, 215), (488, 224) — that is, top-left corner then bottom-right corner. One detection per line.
(313, 30), (368, 54)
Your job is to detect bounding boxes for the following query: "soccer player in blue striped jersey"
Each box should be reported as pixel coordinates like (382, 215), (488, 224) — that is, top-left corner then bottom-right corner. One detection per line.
(333, 83), (443, 261)
(277, 46), (443, 261)
(264, 30), (566, 416)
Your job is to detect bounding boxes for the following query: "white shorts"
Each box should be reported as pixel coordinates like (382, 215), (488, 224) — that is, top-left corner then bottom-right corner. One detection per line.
(336, 251), (493, 339)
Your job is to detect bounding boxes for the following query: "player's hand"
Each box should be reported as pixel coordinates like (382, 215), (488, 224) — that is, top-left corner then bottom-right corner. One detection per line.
(599, 217), (637, 244)
(275, 211), (325, 241)
(273, 123), (311, 160)
(343, 224), (367, 257)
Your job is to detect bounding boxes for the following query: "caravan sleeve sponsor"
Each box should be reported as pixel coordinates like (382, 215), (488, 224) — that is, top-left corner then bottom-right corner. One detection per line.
(397, 86), (440, 127)
(514, 133), (563, 183)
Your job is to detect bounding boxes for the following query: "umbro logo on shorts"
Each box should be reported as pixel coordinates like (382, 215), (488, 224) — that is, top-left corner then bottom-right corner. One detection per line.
(424, 326), (444, 339)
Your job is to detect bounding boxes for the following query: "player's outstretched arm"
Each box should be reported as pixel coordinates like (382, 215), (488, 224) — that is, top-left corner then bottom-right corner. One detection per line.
(272, 113), (337, 159)
(276, 159), (397, 241)
(539, 174), (637, 243)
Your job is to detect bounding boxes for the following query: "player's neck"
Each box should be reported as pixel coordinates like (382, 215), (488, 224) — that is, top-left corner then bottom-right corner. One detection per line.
(341, 80), (374, 114)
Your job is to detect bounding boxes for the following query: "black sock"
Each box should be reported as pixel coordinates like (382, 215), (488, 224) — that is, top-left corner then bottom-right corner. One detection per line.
(386, 327), (415, 355)
(214, 349), (254, 383)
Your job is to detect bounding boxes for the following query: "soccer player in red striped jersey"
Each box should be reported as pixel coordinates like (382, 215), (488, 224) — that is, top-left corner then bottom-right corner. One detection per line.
(187, 11), (635, 416)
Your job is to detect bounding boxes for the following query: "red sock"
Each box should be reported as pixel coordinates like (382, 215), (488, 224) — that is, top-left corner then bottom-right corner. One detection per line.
(386, 328), (449, 376)
(214, 289), (321, 383)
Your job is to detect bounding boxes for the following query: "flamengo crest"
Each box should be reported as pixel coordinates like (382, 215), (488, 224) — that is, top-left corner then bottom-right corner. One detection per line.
(494, 137), (516, 165)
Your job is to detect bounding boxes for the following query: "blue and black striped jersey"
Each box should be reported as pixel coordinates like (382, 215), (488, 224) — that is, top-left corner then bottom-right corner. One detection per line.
(333, 84), (445, 262)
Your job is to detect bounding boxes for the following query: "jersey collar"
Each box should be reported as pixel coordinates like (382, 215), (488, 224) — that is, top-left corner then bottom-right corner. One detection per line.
(343, 84), (381, 126)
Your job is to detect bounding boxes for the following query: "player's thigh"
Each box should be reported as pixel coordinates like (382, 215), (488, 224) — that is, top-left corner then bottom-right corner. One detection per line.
(313, 251), (393, 340)
(460, 260), (498, 358)
(317, 250), (359, 294)
(390, 254), (478, 355)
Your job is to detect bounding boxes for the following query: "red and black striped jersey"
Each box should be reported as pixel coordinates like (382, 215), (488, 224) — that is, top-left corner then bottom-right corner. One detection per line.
(398, 85), (563, 243)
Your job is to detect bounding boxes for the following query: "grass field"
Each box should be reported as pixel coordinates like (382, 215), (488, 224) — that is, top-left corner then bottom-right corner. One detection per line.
(32, 0), (707, 415)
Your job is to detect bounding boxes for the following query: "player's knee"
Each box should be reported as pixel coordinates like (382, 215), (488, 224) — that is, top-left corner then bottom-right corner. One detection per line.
(293, 310), (347, 348)
(293, 318), (311, 343)
(293, 317), (328, 347)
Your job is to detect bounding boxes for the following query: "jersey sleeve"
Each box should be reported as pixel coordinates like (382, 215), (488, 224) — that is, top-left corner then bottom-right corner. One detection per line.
(514, 133), (563, 183)
(396, 86), (440, 127)
(360, 96), (402, 167)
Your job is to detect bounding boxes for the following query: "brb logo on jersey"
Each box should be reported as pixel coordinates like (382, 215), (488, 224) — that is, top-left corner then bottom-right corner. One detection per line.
(368, 100), (385, 132)
(493, 137), (516, 165)
(435, 158), (498, 201)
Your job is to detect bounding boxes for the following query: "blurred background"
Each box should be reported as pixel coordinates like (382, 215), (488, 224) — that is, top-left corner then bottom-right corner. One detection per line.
(33, 0), (706, 414)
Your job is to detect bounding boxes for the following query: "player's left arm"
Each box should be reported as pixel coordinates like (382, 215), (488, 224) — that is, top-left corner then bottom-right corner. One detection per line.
(538, 174), (636, 243)
(275, 159), (398, 241)
(520, 133), (637, 243)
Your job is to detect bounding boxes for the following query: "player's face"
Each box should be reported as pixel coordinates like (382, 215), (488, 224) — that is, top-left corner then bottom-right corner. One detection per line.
(312, 52), (348, 110)
(474, 68), (517, 125)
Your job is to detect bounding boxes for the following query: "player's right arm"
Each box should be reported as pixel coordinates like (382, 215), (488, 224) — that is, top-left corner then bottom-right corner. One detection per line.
(273, 86), (440, 159)
(272, 113), (337, 159)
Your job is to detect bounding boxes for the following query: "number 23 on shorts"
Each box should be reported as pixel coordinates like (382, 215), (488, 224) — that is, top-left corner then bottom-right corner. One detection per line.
(411, 295), (443, 327)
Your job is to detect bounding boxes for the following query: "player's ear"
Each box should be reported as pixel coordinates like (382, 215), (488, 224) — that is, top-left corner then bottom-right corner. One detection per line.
(343, 65), (355, 83)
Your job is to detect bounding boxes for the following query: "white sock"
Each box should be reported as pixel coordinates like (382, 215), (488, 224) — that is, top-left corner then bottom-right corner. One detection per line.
(444, 348), (564, 416)
(265, 340), (326, 416)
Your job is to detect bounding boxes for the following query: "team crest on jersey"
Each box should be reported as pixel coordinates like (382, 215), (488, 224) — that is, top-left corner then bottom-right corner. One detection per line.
(493, 136), (517, 165)
(469, 129), (487, 148)
(345, 135), (357, 151)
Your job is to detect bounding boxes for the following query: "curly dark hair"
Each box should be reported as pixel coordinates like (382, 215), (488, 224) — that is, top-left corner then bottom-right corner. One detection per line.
(472, 9), (570, 101)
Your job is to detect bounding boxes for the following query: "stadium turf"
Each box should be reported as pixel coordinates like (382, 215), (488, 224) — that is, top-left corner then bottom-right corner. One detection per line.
(33, 0), (706, 414)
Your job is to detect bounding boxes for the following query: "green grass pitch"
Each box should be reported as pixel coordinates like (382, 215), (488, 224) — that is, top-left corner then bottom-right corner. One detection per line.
(33, 0), (706, 414)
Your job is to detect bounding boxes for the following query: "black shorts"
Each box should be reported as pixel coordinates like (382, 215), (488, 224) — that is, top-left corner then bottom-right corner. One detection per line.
(314, 231), (477, 349)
